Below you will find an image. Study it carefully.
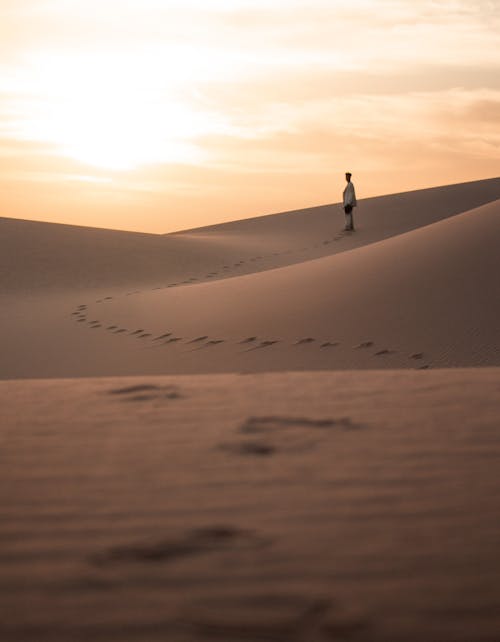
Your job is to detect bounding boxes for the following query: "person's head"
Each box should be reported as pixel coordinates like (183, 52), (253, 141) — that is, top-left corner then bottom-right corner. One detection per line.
(345, 172), (352, 182)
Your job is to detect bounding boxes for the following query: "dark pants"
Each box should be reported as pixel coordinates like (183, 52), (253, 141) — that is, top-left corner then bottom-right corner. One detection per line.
(344, 206), (354, 230)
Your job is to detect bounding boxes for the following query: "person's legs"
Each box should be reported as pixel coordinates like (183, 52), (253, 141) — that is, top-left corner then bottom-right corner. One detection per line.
(344, 207), (353, 231)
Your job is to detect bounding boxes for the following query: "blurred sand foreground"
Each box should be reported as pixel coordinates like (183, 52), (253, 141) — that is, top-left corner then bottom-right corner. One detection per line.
(1, 178), (500, 641)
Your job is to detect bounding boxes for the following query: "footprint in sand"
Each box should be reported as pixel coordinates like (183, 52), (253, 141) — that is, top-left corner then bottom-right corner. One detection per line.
(77, 319), (86, 323)
(138, 333), (151, 338)
(246, 340), (280, 351)
(374, 348), (396, 356)
(108, 383), (182, 402)
(220, 441), (277, 456)
(114, 329), (127, 334)
(188, 336), (209, 343)
(90, 324), (102, 329)
(220, 415), (362, 458)
(417, 364), (431, 370)
(178, 593), (354, 642)
(104, 297), (113, 300)
(240, 337), (257, 344)
(129, 329), (145, 335)
(205, 339), (225, 346)
(107, 326), (118, 330)
(153, 333), (172, 340)
(321, 341), (340, 348)
(410, 352), (424, 360)
(354, 341), (374, 349)
(164, 337), (182, 344)
(295, 338), (316, 345)
(92, 526), (267, 566)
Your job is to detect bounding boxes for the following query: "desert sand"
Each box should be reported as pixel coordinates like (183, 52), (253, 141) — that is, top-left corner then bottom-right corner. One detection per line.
(1, 177), (500, 641)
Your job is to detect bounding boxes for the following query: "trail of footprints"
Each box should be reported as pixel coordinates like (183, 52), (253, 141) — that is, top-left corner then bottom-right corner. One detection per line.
(93, 233), (352, 299)
(70, 236), (431, 369)
(70, 305), (430, 368)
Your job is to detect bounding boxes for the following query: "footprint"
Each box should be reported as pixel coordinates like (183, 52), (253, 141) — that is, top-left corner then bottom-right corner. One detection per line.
(410, 352), (424, 360)
(164, 337), (182, 343)
(374, 349), (396, 356)
(179, 593), (331, 640)
(77, 319), (86, 323)
(129, 329), (145, 335)
(259, 340), (279, 347)
(220, 441), (276, 457)
(107, 326), (118, 330)
(206, 339), (225, 346)
(92, 526), (266, 565)
(90, 324), (102, 329)
(354, 341), (374, 349)
(320, 342), (339, 348)
(240, 337), (257, 344)
(240, 416), (356, 434)
(188, 336), (209, 343)
(295, 338), (315, 345)
(138, 333), (151, 338)
(108, 384), (182, 401)
(114, 329), (127, 334)
(153, 333), (172, 341)
(104, 297), (113, 300)
(225, 415), (359, 455)
(417, 364), (431, 370)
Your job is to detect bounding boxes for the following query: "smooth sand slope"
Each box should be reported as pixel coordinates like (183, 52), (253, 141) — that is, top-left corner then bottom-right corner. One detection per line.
(1, 178), (499, 378)
(1, 177), (499, 295)
(1, 369), (500, 642)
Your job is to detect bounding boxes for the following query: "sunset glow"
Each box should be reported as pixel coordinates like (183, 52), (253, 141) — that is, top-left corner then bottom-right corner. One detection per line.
(0, 0), (499, 232)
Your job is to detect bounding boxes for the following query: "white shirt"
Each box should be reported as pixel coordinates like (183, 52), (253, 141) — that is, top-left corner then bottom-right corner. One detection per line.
(343, 182), (357, 207)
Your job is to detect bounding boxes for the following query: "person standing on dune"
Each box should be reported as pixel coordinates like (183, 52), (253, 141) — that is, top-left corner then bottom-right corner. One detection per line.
(343, 172), (357, 231)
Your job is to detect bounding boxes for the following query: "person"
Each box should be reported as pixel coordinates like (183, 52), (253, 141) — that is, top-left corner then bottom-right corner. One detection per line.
(342, 172), (357, 231)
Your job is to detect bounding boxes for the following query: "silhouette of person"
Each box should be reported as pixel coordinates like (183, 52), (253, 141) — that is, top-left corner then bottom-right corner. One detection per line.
(343, 172), (357, 231)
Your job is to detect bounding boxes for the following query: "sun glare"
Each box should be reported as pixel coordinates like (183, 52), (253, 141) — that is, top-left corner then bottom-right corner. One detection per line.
(16, 50), (227, 170)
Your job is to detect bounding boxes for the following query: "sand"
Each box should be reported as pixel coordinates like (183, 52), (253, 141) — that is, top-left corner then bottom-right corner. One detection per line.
(1, 177), (499, 379)
(1, 369), (500, 641)
(1, 177), (500, 641)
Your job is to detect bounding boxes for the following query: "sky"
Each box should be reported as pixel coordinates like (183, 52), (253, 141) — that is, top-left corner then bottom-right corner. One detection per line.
(0, 0), (499, 233)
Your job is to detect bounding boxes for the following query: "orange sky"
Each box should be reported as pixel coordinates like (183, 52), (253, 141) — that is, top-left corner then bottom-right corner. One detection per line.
(1, 0), (499, 233)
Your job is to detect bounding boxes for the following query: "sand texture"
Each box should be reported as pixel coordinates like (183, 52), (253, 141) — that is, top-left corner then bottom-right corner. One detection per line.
(1, 178), (500, 641)
(1, 369), (500, 642)
(1, 178), (500, 379)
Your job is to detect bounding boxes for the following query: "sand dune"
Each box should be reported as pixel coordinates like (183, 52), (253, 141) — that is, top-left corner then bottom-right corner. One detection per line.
(1, 369), (500, 642)
(2, 178), (500, 641)
(1, 177), (499, 295)
(2, 181), (499, 378)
